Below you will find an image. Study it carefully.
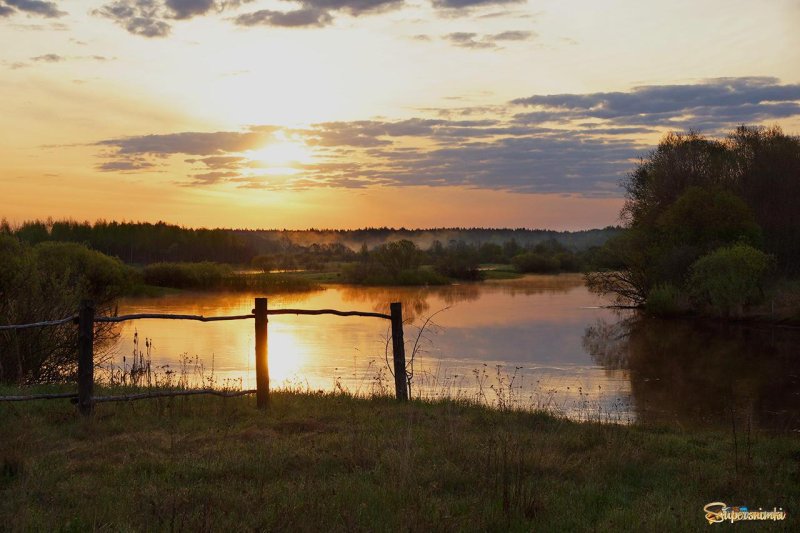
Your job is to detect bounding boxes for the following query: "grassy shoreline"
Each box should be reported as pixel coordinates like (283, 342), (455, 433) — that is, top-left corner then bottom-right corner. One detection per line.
(0, 389), (796, 531)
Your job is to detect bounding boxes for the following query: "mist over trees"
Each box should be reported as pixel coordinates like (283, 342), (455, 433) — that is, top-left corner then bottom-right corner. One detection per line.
(2, 218), (621, 271)
(588, 125), (800, 317)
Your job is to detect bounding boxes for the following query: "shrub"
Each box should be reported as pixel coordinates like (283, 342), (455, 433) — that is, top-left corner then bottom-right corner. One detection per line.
(687, 244), (773, 317)
(0, 237), (131, 384)
(512, 253), (560, 274)
(645, 284), (685, 317)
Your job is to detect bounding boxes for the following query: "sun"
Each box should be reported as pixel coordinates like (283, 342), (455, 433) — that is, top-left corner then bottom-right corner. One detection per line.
(245, 132), (314, 175)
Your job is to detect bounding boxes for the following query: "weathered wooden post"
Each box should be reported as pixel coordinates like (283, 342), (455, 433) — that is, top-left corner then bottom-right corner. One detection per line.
(254, 297), (270, 409)
(390, 302), (408, 401)
(77, 300), (95, 416)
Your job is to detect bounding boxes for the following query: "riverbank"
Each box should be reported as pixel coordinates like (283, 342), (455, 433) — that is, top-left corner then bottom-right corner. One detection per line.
(0, 390), (796, 530)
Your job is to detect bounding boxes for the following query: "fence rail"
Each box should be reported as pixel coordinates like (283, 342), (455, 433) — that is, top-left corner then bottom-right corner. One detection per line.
(0, 298), (408, 413)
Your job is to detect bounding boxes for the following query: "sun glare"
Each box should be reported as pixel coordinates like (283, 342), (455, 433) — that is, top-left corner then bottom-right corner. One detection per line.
(246, 133), (314, 171)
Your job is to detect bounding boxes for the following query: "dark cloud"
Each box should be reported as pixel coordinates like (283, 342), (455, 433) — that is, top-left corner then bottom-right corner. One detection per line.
(165, 0), (215, 19)
(2, 0), (66, 18)
(233, 0), (402, 28)
(93, 0), (233, 37)
(93, 78), (800, 195)
(302, 0), (403, 16)
(93, 0), (171, 38)
(97, 128), (276, 156)
(432, 0), (522, 10)
(512, 77), (800, 131)
(234, 8), (332, 28)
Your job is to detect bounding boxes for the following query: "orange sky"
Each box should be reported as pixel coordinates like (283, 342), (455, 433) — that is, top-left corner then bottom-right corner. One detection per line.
(1, 0), (798, 229)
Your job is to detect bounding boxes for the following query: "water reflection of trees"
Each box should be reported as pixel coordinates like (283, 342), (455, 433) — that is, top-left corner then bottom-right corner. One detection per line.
(336, 275), (587, 322)
(337, 285), (481, 322)
(584, 317), (800, 431)
(490, 274), (585, 297)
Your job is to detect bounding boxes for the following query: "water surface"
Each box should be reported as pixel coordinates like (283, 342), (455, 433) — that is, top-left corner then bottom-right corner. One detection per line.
(115, 275), (800, 429)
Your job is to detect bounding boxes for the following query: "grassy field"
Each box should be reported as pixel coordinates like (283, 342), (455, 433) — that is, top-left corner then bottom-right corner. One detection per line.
(1, 390), (797, 531)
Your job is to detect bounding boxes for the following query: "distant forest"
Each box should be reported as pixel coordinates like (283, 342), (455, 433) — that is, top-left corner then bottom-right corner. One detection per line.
(1, 219), (622, 266)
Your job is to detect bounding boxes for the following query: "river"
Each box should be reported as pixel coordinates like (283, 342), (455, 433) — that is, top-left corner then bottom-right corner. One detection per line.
(114, 274), (800, 430)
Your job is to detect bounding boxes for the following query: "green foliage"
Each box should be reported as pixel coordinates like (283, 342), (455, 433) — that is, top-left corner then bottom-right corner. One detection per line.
(512, 252), (560, 274)
(645, 284), (685, 317)
(687, 244), (773, 317)
(656, 186), (762, 249)
(0, 236), (133, 384)
(344, 240), (449, 285)
(34, 242), (135, 301)
(433, 241), (485, 281)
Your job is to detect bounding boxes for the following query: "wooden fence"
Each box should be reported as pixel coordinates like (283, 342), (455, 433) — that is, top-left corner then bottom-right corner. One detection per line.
(0, 298), (408, 415)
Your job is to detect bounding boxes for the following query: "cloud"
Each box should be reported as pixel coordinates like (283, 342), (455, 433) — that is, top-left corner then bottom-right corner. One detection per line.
(93, 1), (171, 37)
(432, 30), (535, 49)
(93, 0), (232, 37)
(492, 30), (533, 41)
(31, 53), (64, 62)
(512, 77), (800, 131)
(97, 127), (277, 155)
(5, 54), (118, 69)
(97, 158), (158, 172)
(186, 155), (249, 169)
(181, 170), (241, 186)
(233, 0), (403, 28)
(234, 8), (332, 28)
(432, 0), (522, 10)
(165, 0), (215, 19)
(445, 32), (493, 49)
(93, 78), (800, 195)
(1, 0), (66, 18)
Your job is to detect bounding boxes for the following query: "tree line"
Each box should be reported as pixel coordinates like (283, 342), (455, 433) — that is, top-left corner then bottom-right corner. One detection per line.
(2, 219), (620, 268)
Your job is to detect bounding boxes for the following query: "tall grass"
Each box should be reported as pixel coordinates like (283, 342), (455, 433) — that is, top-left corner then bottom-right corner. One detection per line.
(0, 387), (796, 531)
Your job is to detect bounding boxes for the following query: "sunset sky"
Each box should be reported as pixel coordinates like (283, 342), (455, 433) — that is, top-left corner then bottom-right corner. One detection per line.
(2, 0), (799, 229)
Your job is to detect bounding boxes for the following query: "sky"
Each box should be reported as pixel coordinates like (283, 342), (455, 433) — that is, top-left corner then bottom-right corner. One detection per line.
(1, 0), (799, 230)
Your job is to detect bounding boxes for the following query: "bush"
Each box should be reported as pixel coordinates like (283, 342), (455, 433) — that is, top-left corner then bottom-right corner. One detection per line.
(0, 237), (132, 384)
(687, 244), (773, 317)
(645, 284), (686, 317)
(512, 253), (560, 274)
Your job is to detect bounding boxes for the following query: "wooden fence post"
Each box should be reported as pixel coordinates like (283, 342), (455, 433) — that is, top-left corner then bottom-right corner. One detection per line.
(390, 302), (408, 401)
(254, 297), (269, 409)
(77, 300), (95, 416)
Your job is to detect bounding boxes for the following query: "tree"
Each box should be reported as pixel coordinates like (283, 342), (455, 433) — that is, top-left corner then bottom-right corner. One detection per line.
(589, 126), (799, 307)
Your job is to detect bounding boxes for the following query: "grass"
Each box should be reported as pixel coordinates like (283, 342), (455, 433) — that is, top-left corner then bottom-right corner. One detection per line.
(481, 264), (524, 280)
(0, 389), (797, 531)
